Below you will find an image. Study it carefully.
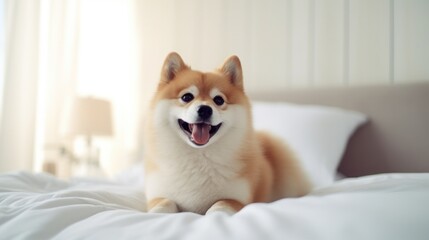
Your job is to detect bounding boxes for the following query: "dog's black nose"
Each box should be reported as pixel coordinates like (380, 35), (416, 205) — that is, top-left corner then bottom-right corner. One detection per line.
(198, 105), (213, 120)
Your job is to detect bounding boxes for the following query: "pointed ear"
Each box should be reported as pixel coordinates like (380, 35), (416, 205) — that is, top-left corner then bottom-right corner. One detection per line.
(219, 55), (243, 89)
(161, 52), (188, 83)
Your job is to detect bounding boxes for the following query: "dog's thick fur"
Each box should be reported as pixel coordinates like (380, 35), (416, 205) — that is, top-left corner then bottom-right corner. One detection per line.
(143, 52), (311, 214)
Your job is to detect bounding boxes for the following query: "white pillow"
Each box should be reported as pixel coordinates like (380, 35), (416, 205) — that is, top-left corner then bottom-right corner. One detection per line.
(252, 101), (367, 189)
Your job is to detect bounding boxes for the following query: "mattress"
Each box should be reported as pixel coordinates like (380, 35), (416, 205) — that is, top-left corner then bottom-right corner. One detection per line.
(1, 171), (428, 240)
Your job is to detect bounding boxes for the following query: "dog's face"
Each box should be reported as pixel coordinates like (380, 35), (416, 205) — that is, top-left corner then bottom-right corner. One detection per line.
(151, 53), (250, 148)
(175, 83), (226, 147)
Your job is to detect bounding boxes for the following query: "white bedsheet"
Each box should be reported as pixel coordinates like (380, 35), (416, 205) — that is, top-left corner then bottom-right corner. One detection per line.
(1, 172), (428, 240)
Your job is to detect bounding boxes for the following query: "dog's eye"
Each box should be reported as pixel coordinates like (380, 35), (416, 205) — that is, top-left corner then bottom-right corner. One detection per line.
(213, 96), (225, 106)
(181, 93), (194, 103)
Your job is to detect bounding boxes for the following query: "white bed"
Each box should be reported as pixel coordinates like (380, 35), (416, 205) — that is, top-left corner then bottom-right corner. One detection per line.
(1, 172), (428, 240)
(1, 83), (429, 240)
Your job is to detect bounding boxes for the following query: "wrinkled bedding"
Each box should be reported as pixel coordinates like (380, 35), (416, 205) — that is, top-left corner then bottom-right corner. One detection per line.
(1, 172), (428, 240)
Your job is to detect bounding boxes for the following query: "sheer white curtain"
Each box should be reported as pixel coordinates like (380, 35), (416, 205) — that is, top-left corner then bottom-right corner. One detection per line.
(0, 0), (81, 173)
(1, 0), (143, 176)
(34, 0), (80, 173)
(0, 0), (41, 172)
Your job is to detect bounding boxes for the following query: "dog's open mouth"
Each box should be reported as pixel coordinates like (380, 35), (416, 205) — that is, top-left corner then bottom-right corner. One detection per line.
(178, 119), (222, 146)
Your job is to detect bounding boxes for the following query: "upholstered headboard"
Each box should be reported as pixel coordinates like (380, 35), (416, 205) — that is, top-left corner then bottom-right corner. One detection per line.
(248, 82), (429, 177)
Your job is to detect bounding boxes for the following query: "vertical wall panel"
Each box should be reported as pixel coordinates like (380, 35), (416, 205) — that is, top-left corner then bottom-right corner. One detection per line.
(249, 0), (288, 90)
(314, 0), (344, 85)
(200, 0), (225, 71)
(137, 0), (177, 97)
(395, 0), (429, 83)
(349, 0), (390, 85)
(174, 0), (202, 65)
(290, 0), (312, 86)
(223, 0), (254, 89)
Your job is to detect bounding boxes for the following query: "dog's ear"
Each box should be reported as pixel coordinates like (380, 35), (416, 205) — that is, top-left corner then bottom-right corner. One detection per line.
(161, 52), (188, 83)
(219, 55), (243, 90)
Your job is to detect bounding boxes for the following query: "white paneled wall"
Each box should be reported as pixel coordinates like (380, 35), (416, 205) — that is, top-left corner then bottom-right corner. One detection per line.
(135, 0), (429, 93)
(395, 0), (429, 82)
(314, 0), (344, 86)
(349, 0), (391, 84)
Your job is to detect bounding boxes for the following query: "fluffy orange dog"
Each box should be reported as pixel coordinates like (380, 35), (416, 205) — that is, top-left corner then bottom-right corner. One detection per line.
(144, 52), (311, 214)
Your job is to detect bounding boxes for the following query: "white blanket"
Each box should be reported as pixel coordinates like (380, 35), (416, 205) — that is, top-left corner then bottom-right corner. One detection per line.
(1, 172), (428, 240)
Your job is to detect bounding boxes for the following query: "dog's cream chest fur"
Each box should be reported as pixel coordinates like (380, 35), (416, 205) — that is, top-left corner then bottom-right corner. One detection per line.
(145, 148), (251, 214)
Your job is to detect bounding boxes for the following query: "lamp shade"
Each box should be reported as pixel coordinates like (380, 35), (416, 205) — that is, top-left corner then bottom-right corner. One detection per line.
(60, 97), (113, 137)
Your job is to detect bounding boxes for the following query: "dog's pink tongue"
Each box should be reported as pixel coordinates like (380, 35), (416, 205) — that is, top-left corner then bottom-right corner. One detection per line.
(190, 123), (211, 145)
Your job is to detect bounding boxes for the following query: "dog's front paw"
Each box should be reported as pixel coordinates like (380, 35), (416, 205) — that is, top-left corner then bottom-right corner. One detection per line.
(206, 199), (244, 215)
(147, 198), (179, 214)
(206, 204), (237, 215)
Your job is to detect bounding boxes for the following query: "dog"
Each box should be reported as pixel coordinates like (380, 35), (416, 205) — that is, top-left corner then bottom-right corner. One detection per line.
(143, 52), (312, 215)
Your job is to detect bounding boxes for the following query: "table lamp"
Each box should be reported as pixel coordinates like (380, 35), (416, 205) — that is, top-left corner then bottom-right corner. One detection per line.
(60, 96), (113, 176)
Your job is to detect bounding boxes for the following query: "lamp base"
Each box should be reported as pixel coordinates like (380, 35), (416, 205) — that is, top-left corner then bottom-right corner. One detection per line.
(73, 161), (105, 179)
(72, 138), (105, 179)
